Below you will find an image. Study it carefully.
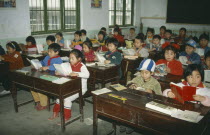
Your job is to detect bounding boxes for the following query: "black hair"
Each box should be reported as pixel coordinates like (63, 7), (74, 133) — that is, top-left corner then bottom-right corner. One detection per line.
(80, 29), (87, 35)
(130, 28), (135, 31)
(113, 28), (120, 33)
(199, 33), (209, 41)
(26, 36), (36, 45)
(114, 24), (120, 29)
(6, 41), (21, 52)
(163, 45), (178, 59)
(137, 33), (145, 39)
(153, 35), (161, 40)
(48, 43), (61, 52)
(74, 31), (82, 36)
(55, 32), (63, 37)
(106, 37), (119, 47)
(184, 64), (204, 81)
(147, 27), (155, 34)
(46, 35), (56, 42)
(100, 27), (106, 32)
(180, 27), (187, 33)
(98, 31), (105, 38)
(83, 40), (92, 49)
(135, 35), (144, 43)
(165, 29), (172, 35)
(205, 51), (210, 60)
(70, 49), (85, 64)
(160, 26), (166, 31)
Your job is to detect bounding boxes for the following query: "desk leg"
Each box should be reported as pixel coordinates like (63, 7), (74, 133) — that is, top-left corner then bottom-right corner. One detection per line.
(11, 82), (18, 113)
(93, 96), (98, 135)
(79, 87), (84, 122)
(59, 97), (65, 132)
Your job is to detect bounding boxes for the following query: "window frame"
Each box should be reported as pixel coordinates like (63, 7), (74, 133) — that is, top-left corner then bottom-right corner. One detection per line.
(109, 0), (134, 27)
(30, 0), (80, 35)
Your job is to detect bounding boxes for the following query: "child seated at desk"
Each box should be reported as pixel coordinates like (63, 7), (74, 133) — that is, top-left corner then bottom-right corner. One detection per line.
(159, 26), (166, 39)
(100, 27), (109, 40)
(83, 40), (96, 62)
(203, 51), (210, 70)
(55, 32), (64, 47)
(145, 27), (154, 45)
(31, 43), (62, 111)
(174, 27), (189, 45)
(113, 28), (125, 46)
(133, 36), (149, 58)
(81, 29), (90, 42)
(70, 31), (83, 50)
(147, 35), (162, 52)
(25, 36), (37, 51)
(49, 49), (89, 121)
(197, 33), (210, 55)
(164, 29), (174, 43)
(163, 64), (210, 106)
(43, 35), (55, 54)
(179, 39), (201, 64)
(0, 41), (24, 95)
(124, 28), (137, 40)
(96, 31), (108, 52)
(156, 43), (183, 75)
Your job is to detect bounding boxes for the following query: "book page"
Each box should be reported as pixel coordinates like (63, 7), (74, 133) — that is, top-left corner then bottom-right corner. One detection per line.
(155, 64), (167, 75)
(28, 59), (42, 70)
(54, 62), (72, 76)
(110, 84), (127, 91)
(95, 53), (106, 63)
(91, 88), (112, 95)
(64, 40), (71, 49)
(179, 56), (188, 65)
(52, 77), (70, 84)
(36, 44), (44, 54)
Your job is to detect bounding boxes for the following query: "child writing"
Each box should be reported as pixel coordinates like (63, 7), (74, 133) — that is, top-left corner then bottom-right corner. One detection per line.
(163, 64), (210, 106)
(31, 43), (63, 111)
(25, 36), (37, 51)
(159, 26), (166, 39)
(83, 40), (96, 62)
(133, 36), (149, 58)
(203, 51), (210, 70)
(48, 49), (89, 121)
(0, 41), (24, 95)
(96, 31), (108, 52)
(42, 35), (55, 54)
(70, 31), (83, 50)
(179, 39), (201, 64)
(55, 32), (64, 47)
(145, 27), (155, 45)
(81, 29), (90, 42)
(164, 29), (174, 43)
(147, 35), (162, 52)
(197, 33), (210, 55)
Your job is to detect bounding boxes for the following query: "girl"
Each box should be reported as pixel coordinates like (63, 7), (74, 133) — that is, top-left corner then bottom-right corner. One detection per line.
(163, 64), (210, 106)
(96, 31), (108, 52)
(55, 32), (64, 47)
(83, 41), (96, 62)
(156, 42), (183, 75)
(0, 41), (24, 95)
(48, 49), (89, 121)
(113, 28), (125, 47)
(145, 28), (155, 45)
(25, 36), (37, 51)
(159, 26), (166, 39)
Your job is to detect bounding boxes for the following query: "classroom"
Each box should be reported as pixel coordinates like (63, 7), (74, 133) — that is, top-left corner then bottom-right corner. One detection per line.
(0, 0), (210, 135)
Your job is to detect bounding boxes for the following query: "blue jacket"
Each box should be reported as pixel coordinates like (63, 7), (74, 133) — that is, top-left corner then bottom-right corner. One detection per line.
(104, 51), (122, 65)
(41, 55), (63, 71)
(179, 51), (201, 64)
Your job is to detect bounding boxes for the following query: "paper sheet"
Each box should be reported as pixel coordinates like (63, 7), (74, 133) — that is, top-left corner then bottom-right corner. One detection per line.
(91, 88), (112, 95)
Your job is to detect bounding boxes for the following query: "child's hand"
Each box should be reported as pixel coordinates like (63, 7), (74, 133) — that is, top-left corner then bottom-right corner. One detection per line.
(167, 91), (175, 98)
(129, 84), (137, 89)
(70, 72), (78, 77)
(186, 61), (192, 64)
(104, 60), (110, 64)
(193, 95), (206, 102)
(55, 71), (61, 76)
(166, 67), (171, 73)
(40, 66), (49, 71)
(146, 89), (153, 94)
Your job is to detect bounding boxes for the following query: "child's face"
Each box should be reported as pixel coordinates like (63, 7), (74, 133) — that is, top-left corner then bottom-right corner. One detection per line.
(165, 50), (175, 61)
(81, 33), (86, 37)
(130, 29), (135, 34)
(134, 39), (144, 48)
(185, 45), (195, 55)
(69, 53), (80, 65)
(46, 40), (54, 46)
(160, 28), (165, 34)
(165, 32), (171, 39)
(26, 41), (32, 46)
(186, 70), (202, 87)
(48, 49), (58, 58)
(83, 44), (90, 53)
(140, 70), (152, 82)
(55, 35), (62, 41)
(179, 30), (186, 37)
(147, 31), (153, 37)
(199, 39), (208, 48)
(107, 43), (117, 52)
(98, 34), (104, 41)
(74, 34), (81, 41)
(205, 57), (210, 68)
(152, 38), (160, 45)
(114, 31), (119, 35)
(6, 46), (16, 54)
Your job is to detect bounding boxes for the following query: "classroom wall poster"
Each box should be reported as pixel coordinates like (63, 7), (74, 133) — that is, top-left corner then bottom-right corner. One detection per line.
(91, 0), (102, 8)
(0, 0), (16, 8)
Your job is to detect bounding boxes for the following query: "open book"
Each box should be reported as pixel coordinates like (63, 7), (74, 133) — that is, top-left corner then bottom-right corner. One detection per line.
(204, 70), (210, 83)
(155, 64), (167, 76)
(170, 82), (196, 104)
(36, 44), (44, 54)
(26, 58), (42, 70)
(195, 48), (204, 56)
(54, 62), (72, 76)
(95, 52), (106, 63)
(64, 40), (71, 49)
(179, 56), (188, 65)
(122, 49), (136, 56)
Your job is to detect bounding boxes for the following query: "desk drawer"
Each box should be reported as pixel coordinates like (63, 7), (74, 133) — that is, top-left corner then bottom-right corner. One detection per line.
(97, 98), (137, 124)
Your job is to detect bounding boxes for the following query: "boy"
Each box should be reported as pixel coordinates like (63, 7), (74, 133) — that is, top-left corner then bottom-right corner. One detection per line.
(31, 43), (63, 111)
(164, 29), (174, 43)
(100, 27), (109, 40)
(70, 31), (83, 49)
(179, 39), (201, 64)
(43, 35), (55, 53)
(203, 51), (210, 70)
(25, 36), (37, 50)
(133, 36), (149, 58)
(127, 59), (162, 95)
(174, 27), (189, 45)
(113, 28), (125, 46)
(81, 29), (90, 42)
(197, 33), (210, 55)
(147, 35), (162, 52)
(124, 28), (137, 40)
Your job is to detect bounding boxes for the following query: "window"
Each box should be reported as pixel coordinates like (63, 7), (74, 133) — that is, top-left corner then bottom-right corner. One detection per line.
(29, 0), (80, 34)
(109, 0), (134, 27)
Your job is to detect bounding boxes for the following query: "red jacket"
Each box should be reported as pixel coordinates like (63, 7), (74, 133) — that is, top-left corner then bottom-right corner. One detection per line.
(156, 59), (183, 75)
(84, 50), (95, 62)
(113, 34), (125, 44)
(3, 51), (24, 70)
(25, 44), (36, 49)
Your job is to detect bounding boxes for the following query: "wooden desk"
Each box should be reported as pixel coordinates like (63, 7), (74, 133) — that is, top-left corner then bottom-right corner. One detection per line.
(9, 67), (83, 132)
(93, 89), (210, 135)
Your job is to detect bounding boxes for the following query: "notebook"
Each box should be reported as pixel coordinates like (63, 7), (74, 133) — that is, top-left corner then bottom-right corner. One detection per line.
(40, 75), (59, 81)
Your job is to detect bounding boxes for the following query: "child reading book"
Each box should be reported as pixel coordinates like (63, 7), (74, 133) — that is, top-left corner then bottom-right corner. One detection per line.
(55, 32), (64, 47)
(113, 28), (125, 46)
(81, 29), (90, 42)
(96, 31), (108, 52)
(25, 36), (37, 51)
(83, 41), (96, 62)
(147, 35), (162, 52)
(156, 42), (183, 75)
(164, 29), (174, 43)
(133, 36), (149, 58)
(48, 49), (89, 121)
(145, 27), (154, 45)
(31, 43), (63, 111)
(124, 28), (137, 40)
(163, 64), (210, 106)
(70, 31), (83, 49)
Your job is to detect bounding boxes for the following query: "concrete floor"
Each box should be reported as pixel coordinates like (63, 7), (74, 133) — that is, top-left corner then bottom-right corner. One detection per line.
(0, 86), (144, 135)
